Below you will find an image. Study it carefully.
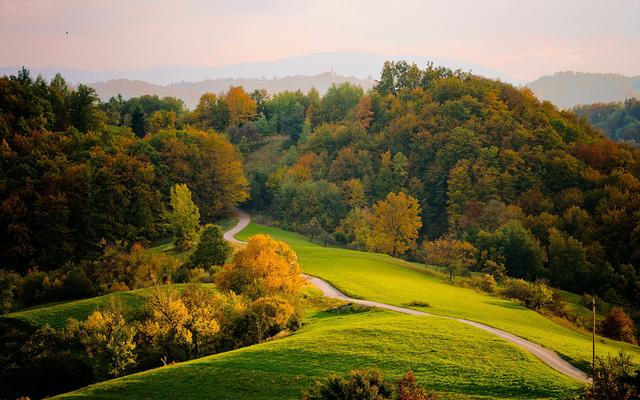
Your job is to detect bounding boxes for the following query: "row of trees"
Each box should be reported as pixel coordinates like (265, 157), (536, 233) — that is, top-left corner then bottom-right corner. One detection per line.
(0, 69), (248, 275)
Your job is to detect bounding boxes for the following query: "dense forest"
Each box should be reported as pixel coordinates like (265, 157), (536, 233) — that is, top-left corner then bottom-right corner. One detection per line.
(0, 68), (248, 274)
(243, 61), (640, 308)
(574, 98), (640, 145)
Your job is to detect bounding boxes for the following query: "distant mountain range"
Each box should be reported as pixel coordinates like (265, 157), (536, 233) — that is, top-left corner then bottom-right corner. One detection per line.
(526, 71), (640, 109)
(5, 52), (640, 110)
(0, 51), (521, 86)
(87, 73), (374, 109)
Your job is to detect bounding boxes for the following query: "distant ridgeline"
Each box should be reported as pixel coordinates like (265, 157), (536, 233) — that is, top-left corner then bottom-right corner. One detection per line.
(88, 73), (374, 109)
(527, 71), (640, 109)
(574, 98), (640, 146)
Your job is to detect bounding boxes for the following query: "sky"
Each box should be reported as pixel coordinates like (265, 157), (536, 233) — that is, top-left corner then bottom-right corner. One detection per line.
(1, 0), (639, 81)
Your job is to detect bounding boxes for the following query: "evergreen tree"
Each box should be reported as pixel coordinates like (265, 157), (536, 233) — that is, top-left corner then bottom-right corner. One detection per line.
(189, 224), (231, 267)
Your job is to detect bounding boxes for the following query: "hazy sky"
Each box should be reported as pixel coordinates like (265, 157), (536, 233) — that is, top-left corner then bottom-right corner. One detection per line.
(1, 0), (639, 80)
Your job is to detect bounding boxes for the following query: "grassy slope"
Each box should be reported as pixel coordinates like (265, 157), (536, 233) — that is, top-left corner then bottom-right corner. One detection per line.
(237, 223), (640, 371)
(55, 309), (580, 400)
(4, 284), (214, 329)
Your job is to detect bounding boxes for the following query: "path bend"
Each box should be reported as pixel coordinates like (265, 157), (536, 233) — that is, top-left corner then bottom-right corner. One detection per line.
(223, 209), (591, 383)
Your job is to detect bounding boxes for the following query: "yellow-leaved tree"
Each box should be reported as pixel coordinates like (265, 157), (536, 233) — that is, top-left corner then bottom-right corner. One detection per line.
(215, 234), (304, 299)
(225, 86), (257, 126)
(144, 284), (220, 361)
(216, 234), (304, 342)
(368, 192), (422, 256)
(80, 301), (137, 377)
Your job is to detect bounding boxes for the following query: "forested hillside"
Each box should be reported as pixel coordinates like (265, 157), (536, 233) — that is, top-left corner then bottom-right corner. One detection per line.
(247, 61), (640, 308)
(574, 98), (640, 145)
(0, 68), (248, 272)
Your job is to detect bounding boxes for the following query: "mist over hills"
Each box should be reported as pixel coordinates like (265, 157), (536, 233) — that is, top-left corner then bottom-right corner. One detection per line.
(0, 51), (521, 86)
(87, 72), (374, 109)
(526, 71), (640, 109)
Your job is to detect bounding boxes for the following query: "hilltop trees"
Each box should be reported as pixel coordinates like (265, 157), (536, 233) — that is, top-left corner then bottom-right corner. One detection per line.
(245, 61), (640, 307)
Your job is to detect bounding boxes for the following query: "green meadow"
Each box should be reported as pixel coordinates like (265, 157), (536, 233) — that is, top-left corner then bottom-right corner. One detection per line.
(55, 308), (581, 400)
(236, 223), (640, 371)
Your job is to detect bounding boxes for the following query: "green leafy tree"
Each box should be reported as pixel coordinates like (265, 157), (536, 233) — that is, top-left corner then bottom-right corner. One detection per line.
(167, 184), (200, 251)
(189, 224), (230, 267)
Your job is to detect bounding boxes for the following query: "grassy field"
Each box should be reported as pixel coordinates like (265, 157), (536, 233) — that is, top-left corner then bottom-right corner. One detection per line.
(55, 307), (581, 400)
(3, 284), (214, 329)
(236, 223), (640, 371)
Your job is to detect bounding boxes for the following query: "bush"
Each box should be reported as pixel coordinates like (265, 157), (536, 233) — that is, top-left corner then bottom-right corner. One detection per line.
(502, 279), (553, 310)
(546, 291), (571, 319)
(582, 351), (639, 400)
(20, 269), (55, 305)
(61, 266), (94, 299)
(303, 369), (394, 400)
(303, 369), (436, 400)
(468, 274), (497, 294)
(601, 308), (637, 345)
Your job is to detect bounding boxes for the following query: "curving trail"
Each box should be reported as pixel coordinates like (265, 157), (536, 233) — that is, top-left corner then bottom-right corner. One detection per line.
(223, 208), (251, 245)
(224, 209), (591, 383)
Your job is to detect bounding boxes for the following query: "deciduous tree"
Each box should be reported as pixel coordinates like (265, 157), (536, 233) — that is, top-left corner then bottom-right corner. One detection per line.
(368, 192), (422, 256)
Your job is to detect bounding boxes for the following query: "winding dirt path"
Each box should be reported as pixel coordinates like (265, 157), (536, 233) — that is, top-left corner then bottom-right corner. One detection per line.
(224, 209), (591, 383)
(223, 208), (250, 245)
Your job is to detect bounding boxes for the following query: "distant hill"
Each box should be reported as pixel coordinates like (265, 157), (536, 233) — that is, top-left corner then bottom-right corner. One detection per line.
(0, 51), (520, 86)
(527, 71), (640, 109)
(87, 72), (374, 109)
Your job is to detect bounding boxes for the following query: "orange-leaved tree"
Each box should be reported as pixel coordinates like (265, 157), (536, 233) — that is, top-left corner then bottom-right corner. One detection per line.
(215, 234), (304, 299)
(225, 86), (257, 126)
(368, 192), (422, 256)
(423, 238), (476, 283)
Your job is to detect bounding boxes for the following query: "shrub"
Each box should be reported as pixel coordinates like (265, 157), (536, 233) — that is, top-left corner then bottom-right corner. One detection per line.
(60, 266), (94, 299)
(396, 371), (437, 400)
(20, 269), (54, 305)
(407, 300), (431, 308)
(547, 291), (571, 319)
(502, 278), (532, 303)
(583, 351), (639, 400)
(468, 274), (497, 294)
(601, 308), (637, 345)
(502, 279), (552, 310)
(303, 369), (436, 400)
(303, 369), (394, 400)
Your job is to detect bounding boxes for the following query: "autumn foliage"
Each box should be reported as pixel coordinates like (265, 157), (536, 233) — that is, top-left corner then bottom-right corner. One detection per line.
(216, 234), (304, 299)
